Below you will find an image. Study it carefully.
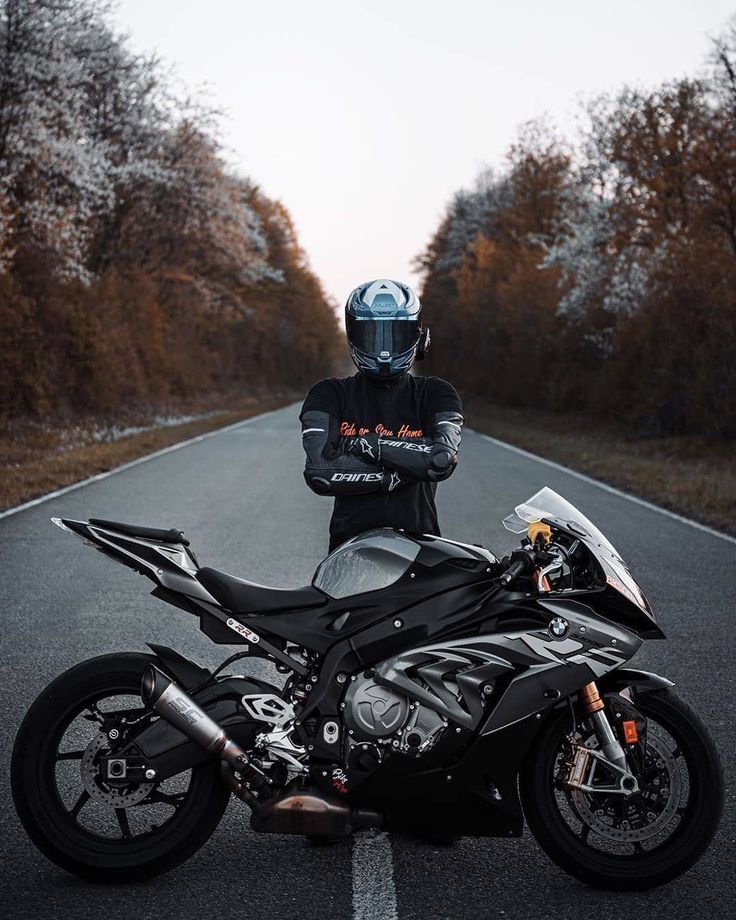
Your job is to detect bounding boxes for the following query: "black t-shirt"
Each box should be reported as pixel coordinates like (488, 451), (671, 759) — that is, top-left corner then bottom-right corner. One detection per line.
(300, 373), (463, 550)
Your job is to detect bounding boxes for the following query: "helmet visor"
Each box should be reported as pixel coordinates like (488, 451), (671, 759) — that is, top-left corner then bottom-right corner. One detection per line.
(347, 317), (420, 357)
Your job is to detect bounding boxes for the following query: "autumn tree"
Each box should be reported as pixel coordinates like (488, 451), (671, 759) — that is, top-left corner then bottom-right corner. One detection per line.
(418, 20), (736, 437)
(0, 0), (339, 419)
(420, 122), (570, 403)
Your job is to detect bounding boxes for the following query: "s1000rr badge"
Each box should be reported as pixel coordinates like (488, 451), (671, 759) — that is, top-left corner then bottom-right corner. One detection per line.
(548, 616), (569, 639)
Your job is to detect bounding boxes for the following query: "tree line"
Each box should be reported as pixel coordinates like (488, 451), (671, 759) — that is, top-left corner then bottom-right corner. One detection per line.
(418, 20), (736, 438)
(0, 0), (339, 420)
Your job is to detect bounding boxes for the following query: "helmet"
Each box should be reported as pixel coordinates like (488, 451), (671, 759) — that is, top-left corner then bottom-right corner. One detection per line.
(345, 279), (430, 378)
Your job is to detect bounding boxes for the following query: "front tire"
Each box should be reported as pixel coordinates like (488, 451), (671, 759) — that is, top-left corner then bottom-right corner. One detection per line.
(12, 652), (231, 882)
(521, 688), (723, 890)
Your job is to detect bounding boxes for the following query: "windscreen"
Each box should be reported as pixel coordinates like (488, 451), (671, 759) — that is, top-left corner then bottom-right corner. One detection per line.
(503, 487), (621, 557)
(502, 487), (652, 615)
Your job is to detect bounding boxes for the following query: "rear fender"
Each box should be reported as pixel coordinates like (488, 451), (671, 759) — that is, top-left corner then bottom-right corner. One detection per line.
(146, 643), (210, 689)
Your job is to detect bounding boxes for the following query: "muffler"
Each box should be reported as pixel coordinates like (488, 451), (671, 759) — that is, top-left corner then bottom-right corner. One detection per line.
(141, 666), (381, 834)
(141, 664), (267, 786)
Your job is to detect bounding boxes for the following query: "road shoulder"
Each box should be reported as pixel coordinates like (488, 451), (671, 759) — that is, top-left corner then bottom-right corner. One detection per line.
(467, 401), (735, 537)
(1, 392), (296, 514)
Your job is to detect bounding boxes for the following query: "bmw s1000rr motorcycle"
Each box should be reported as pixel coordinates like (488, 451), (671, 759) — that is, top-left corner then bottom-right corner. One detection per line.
(12, 488), (723, 889)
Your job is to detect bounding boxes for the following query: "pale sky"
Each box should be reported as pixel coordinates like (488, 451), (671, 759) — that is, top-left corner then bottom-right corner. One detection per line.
(114, 0), (734, 306)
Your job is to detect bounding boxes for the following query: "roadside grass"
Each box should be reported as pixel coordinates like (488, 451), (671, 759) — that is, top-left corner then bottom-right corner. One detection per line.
(0, 390), (298, 512)
(466, 401), (736, 537)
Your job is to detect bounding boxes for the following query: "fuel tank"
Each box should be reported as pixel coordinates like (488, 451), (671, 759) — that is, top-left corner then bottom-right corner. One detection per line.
(227, 529), (500, 655)
(312, 528), (499, 599)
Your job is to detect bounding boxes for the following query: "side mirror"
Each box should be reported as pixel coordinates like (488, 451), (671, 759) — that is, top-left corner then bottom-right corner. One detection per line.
(416, 327), (430, 361)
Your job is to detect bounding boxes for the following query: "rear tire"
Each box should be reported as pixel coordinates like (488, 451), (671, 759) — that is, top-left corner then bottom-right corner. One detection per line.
(12, 652), (231, 882)
(521, 688), (723, 890)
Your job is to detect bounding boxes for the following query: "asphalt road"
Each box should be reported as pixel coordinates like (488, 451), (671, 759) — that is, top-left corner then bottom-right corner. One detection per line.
(1, 402), (734, 920)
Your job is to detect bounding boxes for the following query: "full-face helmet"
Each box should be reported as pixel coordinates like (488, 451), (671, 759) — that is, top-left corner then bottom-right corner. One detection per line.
(345, 279), (429, 378)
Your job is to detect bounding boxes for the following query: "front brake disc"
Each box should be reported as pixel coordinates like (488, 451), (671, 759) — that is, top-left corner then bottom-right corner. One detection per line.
(570, 733), (681, 842)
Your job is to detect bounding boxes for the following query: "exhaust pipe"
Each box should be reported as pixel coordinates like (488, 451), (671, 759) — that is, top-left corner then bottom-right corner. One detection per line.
(249, 780), (382, 836)
(141, 666), (382, 834)
(141, 665), (267, 785)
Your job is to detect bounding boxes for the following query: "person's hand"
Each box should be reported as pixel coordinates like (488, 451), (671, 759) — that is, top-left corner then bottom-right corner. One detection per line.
(380, 470), (405, 492)
(341, 434), (381, 464)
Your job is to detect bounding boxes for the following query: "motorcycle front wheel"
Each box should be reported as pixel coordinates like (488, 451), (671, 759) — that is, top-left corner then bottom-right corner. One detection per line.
(11, 652), (231, 882)
(521, 688), (723, 890)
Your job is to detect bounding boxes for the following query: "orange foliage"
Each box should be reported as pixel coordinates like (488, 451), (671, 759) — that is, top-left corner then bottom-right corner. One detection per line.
(419, 51), (736, 437)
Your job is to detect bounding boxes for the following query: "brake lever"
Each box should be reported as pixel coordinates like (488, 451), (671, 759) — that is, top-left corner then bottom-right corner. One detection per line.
(535, 558), (563, 593)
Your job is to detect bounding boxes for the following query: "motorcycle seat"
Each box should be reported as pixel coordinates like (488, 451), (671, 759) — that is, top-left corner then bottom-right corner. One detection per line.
(89, 518), (190, 546)
(197, 566), (327, 614)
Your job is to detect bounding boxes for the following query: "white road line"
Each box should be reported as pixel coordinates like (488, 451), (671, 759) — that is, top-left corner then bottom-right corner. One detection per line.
(471, 430), (736, 547)
(0, 408), (279, 521)
(352, 831), (399, 920)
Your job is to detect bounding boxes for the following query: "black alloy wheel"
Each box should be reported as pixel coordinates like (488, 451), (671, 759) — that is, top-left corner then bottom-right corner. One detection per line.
(521, 688), (724, 890)
(11, 652), (231, 882)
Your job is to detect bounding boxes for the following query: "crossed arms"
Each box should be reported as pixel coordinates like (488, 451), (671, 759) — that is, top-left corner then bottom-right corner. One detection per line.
(301, 409), (463, 496)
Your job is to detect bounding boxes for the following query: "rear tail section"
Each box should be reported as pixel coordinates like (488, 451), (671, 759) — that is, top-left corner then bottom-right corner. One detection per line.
(50, 517), (214, 602)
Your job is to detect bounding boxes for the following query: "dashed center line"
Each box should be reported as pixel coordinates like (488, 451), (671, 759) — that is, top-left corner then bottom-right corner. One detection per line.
(352, 830), (399, 920)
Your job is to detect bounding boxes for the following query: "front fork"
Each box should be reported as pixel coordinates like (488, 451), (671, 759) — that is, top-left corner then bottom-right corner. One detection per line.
(563, 681), (640, 797)
(580, 681), (628, 771)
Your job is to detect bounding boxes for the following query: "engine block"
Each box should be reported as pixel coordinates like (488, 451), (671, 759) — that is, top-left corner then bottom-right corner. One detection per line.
(342, 674), (446, 756)
(343, 676), (409, 738)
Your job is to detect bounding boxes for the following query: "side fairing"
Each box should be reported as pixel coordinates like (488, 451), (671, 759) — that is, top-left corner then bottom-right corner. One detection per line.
(375, 600), (642, 734)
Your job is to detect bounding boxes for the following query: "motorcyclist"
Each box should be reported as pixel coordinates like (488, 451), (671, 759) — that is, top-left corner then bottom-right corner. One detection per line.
(300, 279), (463, 552)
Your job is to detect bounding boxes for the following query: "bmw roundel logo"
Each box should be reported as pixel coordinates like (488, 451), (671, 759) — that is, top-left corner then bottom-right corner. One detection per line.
(548, 616), (570, 640)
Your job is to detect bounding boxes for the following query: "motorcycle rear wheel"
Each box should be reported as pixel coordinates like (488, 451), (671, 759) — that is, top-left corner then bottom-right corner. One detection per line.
(11, 652), (231, 882)
(521, 688), (723, 890)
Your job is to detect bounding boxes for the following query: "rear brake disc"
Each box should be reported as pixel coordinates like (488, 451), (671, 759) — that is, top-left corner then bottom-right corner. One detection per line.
(80, 734), (154, 808)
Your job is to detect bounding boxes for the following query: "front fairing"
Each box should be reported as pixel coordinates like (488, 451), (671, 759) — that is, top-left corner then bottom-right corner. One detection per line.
(540, 517), (664, 637)
(503, 488), (661, 637)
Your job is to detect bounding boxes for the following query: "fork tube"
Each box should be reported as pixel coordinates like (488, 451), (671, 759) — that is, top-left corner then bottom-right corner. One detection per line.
(580, 681), (627, 770)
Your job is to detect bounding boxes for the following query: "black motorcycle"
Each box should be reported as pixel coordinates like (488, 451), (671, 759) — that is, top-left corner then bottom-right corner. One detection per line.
(12, 487), (723, 889)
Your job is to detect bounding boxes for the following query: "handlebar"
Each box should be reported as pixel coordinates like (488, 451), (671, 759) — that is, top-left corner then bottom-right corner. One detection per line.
(499, 558), (529, 586)
(498, 548), (536, 586)
(498, 545), (565, 588)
